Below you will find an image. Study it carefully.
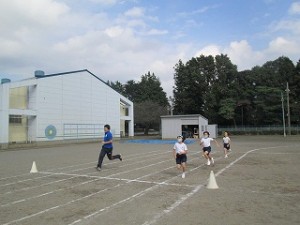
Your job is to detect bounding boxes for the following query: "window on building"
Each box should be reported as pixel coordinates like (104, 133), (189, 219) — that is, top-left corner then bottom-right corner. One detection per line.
(125, 107), (129, 116)
(9, 115), (22, 124)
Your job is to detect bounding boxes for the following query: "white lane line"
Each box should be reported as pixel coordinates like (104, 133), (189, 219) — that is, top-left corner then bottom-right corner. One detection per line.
(1, 152), (205, 224)
(1, 178), (99, 208)
(105, 150), (205, 178)
(0, 152), (201, 207)
(0, 173), (32, 182)
(253, 152), (300, 155)
(141, 145), (288, 225)
(67, 155), (223, 225)
(0, 174), (55, 188)
(0, 152), (169, 196)
(60, 149), (172, 174)
(67, 159), (211, 225)
(38, 172), (196, 188)
(1, 176), (76, 196)
(0, 149), (173, 189)
(2, 183), (123, 225)
(0, 149), (166, 182)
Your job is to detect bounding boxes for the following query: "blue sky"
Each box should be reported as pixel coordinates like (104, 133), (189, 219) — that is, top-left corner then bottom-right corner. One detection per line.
(0, 0), (299, 96)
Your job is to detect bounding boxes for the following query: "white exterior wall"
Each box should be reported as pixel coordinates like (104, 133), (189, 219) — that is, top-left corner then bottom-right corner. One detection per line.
(0, 70), (134, 146)
(36, 71), (130, 141)
(161, 118), (182, 139)
(161, 115), (209, 139)
(0, 85), (9, 146)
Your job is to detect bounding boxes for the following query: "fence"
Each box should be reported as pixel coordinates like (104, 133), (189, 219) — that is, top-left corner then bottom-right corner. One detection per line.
(218, 125), (300, 135)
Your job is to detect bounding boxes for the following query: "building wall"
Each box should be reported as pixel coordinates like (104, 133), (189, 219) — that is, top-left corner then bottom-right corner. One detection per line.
(161, 116), (209, 139)
(1, 70), (134, 146)
(161, 118), (182, 139)
(8, 87), (28, 143)
(0, 85), (10, 147)
(35, 71), (127, 141)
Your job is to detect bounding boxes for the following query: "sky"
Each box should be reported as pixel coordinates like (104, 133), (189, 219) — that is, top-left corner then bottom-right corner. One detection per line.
(0, 0), (300, 96)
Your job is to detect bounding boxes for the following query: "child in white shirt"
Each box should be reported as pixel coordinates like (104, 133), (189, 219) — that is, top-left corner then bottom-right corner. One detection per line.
(173, 135), (188, 178)
(223, 131), (231, 158)
(200, 131), (220, 166)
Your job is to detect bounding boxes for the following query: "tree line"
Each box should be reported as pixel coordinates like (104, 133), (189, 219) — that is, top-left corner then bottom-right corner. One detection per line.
(108, 55), (300, 133)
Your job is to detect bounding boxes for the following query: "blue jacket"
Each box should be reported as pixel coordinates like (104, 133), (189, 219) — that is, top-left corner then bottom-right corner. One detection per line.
(103, 131), (113, 148)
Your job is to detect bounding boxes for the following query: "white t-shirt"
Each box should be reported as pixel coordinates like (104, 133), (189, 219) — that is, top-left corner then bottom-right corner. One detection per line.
(173, 142), (188, 154)
(223, 137), (230, 144)
(201, 137), (214, 147)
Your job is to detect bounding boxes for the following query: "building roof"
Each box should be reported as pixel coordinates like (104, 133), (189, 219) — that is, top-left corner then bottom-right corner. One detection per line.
(161, 114), (208, 121)
(37, 69), (107, 85)
(1, 69), (133, 104)
(36, 69), (131, 102)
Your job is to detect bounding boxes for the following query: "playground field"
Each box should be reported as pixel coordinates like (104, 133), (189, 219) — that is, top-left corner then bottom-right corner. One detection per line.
(0, 136), (299, 225)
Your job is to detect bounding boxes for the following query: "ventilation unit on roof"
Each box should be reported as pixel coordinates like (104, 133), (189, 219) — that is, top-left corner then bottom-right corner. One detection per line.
(34, 70), (45, 77)
(1, 78), (11, 84)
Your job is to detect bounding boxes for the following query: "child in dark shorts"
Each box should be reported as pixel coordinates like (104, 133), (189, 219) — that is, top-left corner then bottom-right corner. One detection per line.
(173, 135), (188, 178)
(200, 131), (220, 166)
(223, 131), (231, 158)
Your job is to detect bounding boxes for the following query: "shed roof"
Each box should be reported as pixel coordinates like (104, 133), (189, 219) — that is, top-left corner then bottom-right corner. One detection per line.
(161, 114), (208, 121)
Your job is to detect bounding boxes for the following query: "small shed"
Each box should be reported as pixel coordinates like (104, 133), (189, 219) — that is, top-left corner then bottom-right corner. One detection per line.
(161, 114), (217, 139)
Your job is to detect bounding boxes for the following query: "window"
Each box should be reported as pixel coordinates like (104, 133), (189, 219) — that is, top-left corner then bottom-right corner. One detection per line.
(9, 115), (22, 124)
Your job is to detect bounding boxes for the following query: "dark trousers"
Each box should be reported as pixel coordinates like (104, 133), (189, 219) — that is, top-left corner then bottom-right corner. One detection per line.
(97, 146), (121, 168)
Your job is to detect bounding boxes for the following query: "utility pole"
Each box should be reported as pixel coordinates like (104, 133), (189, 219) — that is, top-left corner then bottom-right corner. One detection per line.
(286, 82), (291, 135)
(281, 92), (286, 137)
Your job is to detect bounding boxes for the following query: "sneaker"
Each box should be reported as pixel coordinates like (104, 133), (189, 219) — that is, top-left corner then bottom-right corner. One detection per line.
(207, 160), (211, 166)
(182, 173), (186, 179)
(225, 155), (228, 158)
(96, 167), (101, 171)
(211, 158), (214, 165)
(119, 154), (123, 161)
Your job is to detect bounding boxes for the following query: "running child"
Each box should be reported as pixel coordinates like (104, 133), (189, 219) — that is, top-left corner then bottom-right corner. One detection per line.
(96, 124), (122, 171)
(200, 131), (220, 166)
(173, 135), (188, 178)
(223, 131), (231, 158)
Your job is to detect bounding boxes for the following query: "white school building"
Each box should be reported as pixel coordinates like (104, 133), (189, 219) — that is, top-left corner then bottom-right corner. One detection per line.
(0, 69), (134, 149)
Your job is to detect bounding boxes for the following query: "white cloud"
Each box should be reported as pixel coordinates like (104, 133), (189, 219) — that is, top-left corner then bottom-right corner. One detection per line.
(144, 29), (168, 36)
(124, 7), (144, 17)
(273, 19), (300, 34)
(289, 1), (300, 14)
(1, 0), (300, 99)
(267, 37), (300, 54)
(195, 45), (221, 57)
(194, 41), (264, 71)
(87, 0), (121, 5)
(0, 0), (69, 31)
(225, 40), (264, 70)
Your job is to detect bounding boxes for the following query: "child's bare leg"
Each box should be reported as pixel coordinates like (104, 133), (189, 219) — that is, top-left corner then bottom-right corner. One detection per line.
(224, 148), (228, 158)
(207, 154), (212, 160)
(177, 164), (182, 171)
(182, 162), (186, 172)
(204, 151), (209, 159)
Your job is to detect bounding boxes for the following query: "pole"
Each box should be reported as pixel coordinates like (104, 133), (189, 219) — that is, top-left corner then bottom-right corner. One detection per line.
(286, 82), (291, 135)
(281, 92), (286, 137)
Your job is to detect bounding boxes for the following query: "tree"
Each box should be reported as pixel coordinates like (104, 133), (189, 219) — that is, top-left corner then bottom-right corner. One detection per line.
(134, 100), (168, 135)
(110, 72), (169, 135)
(173, 54), (238, 125)
(218, 98), (237, 126)
(138, 72), (169, 106)
(173, 55), (215, 116)
(109, 81), (125, 95)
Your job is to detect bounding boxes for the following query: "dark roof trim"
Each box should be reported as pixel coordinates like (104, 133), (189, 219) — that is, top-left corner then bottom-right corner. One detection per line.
(38, 69), (107, 86)
(36, 69), (128, 99)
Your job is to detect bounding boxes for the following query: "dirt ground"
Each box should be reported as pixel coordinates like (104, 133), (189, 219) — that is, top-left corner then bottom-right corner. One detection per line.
(0, 136), (299, 225)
